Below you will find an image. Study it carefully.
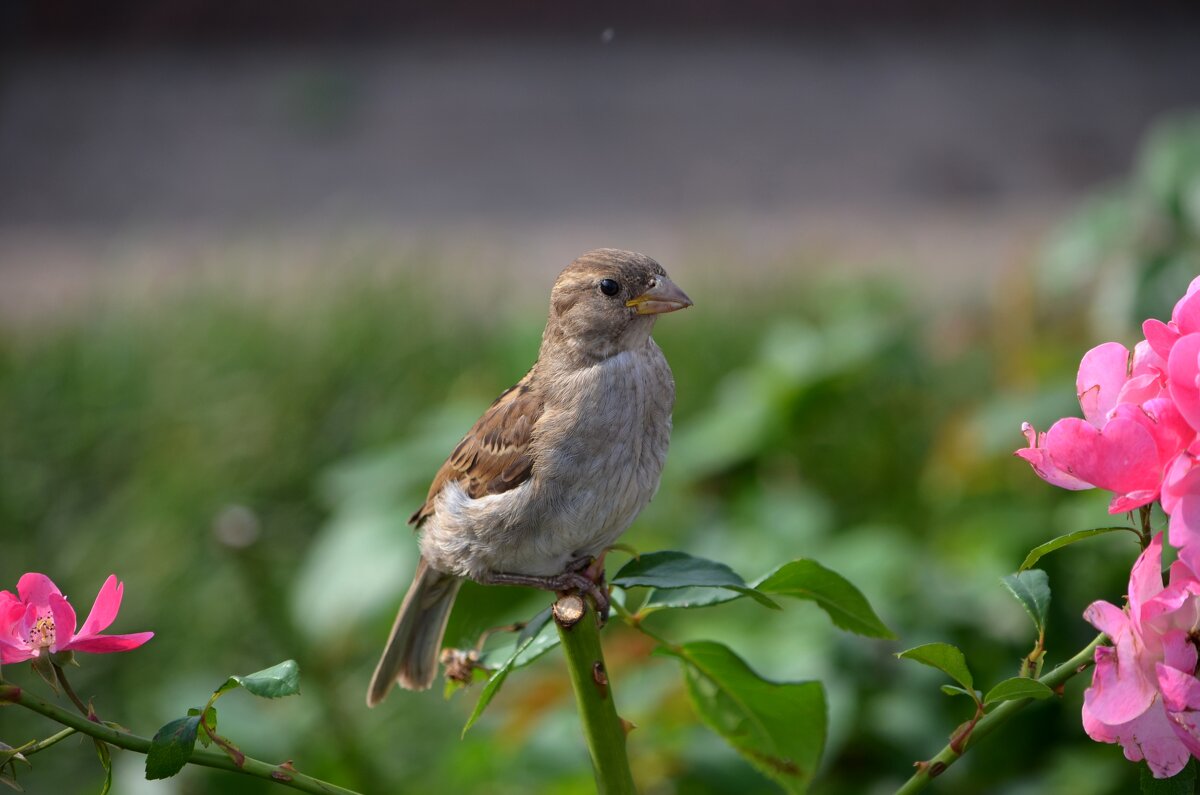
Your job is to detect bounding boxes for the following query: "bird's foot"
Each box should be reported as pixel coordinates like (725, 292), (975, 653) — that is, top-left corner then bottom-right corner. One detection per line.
(484, 567), (610, 626)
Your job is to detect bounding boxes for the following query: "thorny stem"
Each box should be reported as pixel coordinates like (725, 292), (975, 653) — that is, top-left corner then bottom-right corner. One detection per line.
(51, 664), (90, 717)
(0, 683), (362, 795)
(894, 632), (1106, 794)
(554, 596), (637, 795)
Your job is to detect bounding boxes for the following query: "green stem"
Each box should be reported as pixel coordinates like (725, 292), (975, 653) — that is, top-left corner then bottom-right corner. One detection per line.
(52, 663), (90, 716)
(555, 603), (637, 795)
(21, 726), (78, 756)
(0, 684), (361, 795)
(895, 632), (1106, 795)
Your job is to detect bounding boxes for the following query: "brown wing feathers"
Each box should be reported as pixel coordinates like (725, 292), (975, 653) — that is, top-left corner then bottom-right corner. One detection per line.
(409, 376), (544, 526)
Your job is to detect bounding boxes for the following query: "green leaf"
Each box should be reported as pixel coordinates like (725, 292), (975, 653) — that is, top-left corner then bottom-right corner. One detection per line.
(215, 660), (300, 700)
(94, 740), (112, 795)
(464, 612), (560, 735)
(1141, 757), (1197, 794)
(659, 641), (825, 794)
(1019, 527), (1135, 571)
(1001, 570), (1051, 636)
(983, 677), (1055, 705)
(754, 560), (896, 639)
(897, 643), (974, 692)
(145, 716), (201, 780)
(187, 707), (218, 747)
(940, 685), (980, 700)
(613, 551), (780, 609)
(642, 586), (741, 611)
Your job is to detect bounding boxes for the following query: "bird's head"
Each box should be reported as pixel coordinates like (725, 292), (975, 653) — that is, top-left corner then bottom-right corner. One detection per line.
(543, 249), (692, 363)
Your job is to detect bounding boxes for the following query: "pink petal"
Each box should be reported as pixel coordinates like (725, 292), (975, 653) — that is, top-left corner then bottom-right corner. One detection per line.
(1078, 342), (1132, 426)
(1168, 333), (1200, 433)
(1162, 453), (1200, 517)
(1115, 374), (1166, 414)
(1083, 648), (1180, 771)
(1128, 534), (1166, 618)
(1174, 284), (1200, 334)
(1144, 319), (1180, 361)
(1083, 631), (1157, 725)
(1169, 495), (1200, 561)
(1138, 398), (1195, 467)
(1158, 663), (1200, 713)
(1084, 600), (1131, 639)
(1044, 416), (1161, 497)
(16, 573), (62, 607)
(1142, 582), (1200, 640)
(1110, 490), (1159, 514)
(65, 632), (154, 654)
(0, 642), (35, 664)
(1124, 701), (1193, 778)
(77, 576), (124, 639)
(1015, 422), (1094, 490)
(1132, 340), (1168, 379)
(1160, 630), (1199, 676)
(0, 592), (25, 643)
(47, 593), (77, 652)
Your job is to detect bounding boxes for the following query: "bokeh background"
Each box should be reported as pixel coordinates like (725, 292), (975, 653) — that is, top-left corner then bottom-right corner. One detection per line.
(3, 3), (1200, 793)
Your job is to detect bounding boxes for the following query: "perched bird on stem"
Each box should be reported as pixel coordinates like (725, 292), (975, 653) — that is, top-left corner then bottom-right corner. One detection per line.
(367, 249), (692, 704)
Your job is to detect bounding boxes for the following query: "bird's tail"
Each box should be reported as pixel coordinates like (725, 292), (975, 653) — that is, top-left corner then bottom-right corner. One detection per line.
(366, 557), (462, 705)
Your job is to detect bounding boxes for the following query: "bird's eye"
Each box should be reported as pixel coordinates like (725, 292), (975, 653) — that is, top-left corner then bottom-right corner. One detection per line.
(599, 278), (620, 297)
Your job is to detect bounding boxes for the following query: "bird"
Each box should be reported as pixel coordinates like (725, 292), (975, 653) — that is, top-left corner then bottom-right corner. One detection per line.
(367, 248), (692, 704)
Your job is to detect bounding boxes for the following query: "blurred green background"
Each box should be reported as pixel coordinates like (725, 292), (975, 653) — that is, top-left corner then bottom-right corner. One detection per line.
(4, 5), (1200, 791)
(1, 115), (1198, 794)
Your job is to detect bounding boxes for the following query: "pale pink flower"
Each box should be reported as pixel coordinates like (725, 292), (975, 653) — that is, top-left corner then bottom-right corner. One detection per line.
(0, 573), (153, 664)
(1082, 534), (1200, 778)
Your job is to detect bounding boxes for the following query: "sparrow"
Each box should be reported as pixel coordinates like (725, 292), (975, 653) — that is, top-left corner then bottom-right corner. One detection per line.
(367, 249), (692, 704)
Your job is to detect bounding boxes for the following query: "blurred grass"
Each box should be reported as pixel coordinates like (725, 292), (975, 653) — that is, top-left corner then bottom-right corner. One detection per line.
(2, 113), (1199, 794)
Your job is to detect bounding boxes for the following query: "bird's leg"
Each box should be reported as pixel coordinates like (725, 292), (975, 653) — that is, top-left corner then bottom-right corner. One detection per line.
(482, 568), (610, 625)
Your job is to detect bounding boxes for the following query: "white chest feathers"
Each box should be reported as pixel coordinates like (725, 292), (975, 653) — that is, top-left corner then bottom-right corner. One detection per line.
(419, 343), (675, 580)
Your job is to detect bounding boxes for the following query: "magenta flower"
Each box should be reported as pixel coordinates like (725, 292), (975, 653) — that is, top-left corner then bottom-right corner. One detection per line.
(1143, 275), (1200, 362)
(1016, 341), (1188, 513)
(1082, 534), (1200, 778)
(0, 573), (153, 664)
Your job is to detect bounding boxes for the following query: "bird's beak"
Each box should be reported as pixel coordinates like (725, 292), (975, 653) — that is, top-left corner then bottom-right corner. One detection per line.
(626, 276), (694, 315)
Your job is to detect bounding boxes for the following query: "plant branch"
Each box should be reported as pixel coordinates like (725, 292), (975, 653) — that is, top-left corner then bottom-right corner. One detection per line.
(21, 726), (77, 756)
(554, 596), (637, 795)
(51, 663), (90, 717)
(895, 632), (1106, 795)
(0, 684), (362, 795)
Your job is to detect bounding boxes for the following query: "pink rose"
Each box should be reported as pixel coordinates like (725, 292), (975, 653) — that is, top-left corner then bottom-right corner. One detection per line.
(1082, 534), (1200, 778)
(0, 573), (153, 664)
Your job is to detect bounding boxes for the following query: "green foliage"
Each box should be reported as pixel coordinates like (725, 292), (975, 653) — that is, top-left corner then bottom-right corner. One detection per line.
(612, 551), (779, 609)
(145, 716), (201, 780)
(464, 611), (560, 735)
(1020, 527), (1139, 571)
(145, 659), (302, 781)
(658, 641), (826, 795)
(1001, 570), (1052, 637)
(7, 114), (1200, 795)
(984, 678), (1055, 705)
(755, 559), (896, 639)
(216, 660), (302, 699)
(898, 643), (975, 693)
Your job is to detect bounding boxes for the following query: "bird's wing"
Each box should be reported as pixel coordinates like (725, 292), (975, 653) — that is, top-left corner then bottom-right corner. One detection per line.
(409, 373), (544, 526)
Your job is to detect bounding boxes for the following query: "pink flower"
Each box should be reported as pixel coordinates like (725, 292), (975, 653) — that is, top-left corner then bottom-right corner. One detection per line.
(1143, 275), (1200, 361)
(0, 573), (153, 664)
(1017, 341), (1187, 513)
(1082, 534), (1200, 777)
